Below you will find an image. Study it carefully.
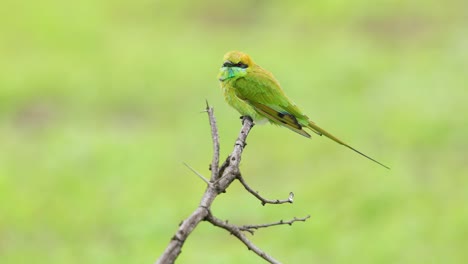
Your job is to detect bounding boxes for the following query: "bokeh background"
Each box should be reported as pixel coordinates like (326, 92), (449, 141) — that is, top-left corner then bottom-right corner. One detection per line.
(1, 0), (467, 263)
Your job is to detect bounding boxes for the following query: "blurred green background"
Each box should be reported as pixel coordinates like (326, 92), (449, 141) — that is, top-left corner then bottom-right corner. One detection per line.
(1, 0), (467, 263)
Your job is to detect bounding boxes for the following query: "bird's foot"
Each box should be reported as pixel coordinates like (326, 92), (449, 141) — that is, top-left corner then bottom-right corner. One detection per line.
(240, 115), (254, 126)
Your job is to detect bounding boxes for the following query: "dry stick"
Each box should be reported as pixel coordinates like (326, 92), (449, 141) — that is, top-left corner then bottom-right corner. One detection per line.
(206, 213), (281, 264)
(156, 109), (255, 264)
(239, 215), (311, 234)
(206, 101), (220, 181)
(156, 106), (309, 264)
(238, 174), (294, 205)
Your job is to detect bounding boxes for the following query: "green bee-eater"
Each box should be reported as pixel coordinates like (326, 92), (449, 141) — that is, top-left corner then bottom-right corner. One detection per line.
(218, 51), (389, 169)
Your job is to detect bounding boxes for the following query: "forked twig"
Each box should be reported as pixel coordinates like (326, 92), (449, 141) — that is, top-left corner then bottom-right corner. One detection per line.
(239, 215), (311, 234)
(156, 104), (309, 264)
(238, 174), (294, 205)
(206, 213), (281, 264)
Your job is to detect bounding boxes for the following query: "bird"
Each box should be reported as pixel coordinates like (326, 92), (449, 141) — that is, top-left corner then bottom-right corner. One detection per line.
(217, 50), (389, 169)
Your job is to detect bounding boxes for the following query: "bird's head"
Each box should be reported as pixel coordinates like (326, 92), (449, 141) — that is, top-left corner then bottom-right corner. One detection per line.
(218, 51), (253, 82)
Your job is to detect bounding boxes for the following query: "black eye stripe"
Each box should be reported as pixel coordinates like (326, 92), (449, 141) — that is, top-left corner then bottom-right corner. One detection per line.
(222, 62), (248, 68)
(236, 62), (248, 68)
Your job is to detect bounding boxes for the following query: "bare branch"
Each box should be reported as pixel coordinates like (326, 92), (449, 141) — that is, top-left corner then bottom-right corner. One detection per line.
(183, 162), (210, 185)
(239, 215), (311, 234)
(156, 106), (308, 264)
(157, 108), (255, 264)
(206, 213), (281, 264)
(214, 116), (254, 188)
(205, 101), (220, 181)
(238, 174), (294, 206)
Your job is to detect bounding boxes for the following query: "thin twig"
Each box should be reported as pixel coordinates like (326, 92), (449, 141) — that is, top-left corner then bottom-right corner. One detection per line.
(206, 100), (220, 181)
(239, 215), (311, 234)
(238, 174), (294, 206)
(206, 212), (281, 264)
(183, 162), (210, 185)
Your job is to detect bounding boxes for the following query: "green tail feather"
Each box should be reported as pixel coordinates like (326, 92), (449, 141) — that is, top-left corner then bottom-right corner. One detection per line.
(307, 121), (390, 169)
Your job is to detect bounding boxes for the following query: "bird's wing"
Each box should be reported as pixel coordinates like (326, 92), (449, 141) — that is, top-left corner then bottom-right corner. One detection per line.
(233, 68), (321, 136)
(248, 101), (311, 138)
(234, 69), (298, 112)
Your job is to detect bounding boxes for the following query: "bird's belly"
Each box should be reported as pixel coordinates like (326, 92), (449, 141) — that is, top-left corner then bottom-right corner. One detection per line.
(253, 117), (269, 125)
(222, 83), (263, 121)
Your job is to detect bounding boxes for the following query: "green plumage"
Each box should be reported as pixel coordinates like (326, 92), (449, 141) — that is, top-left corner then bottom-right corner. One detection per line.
(218, 51), (389, 169)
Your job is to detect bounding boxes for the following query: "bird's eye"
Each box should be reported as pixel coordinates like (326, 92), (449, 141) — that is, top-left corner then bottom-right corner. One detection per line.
(235, 62), (248, 69)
